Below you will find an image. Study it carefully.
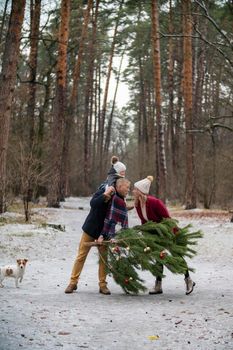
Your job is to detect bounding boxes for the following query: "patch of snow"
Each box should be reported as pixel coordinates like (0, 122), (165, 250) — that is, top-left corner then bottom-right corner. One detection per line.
(0, 198), (233, 350)
(0, 211), (23, 219)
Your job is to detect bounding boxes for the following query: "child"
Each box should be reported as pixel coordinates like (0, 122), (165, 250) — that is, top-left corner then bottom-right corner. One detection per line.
(99, 156), (126, 192)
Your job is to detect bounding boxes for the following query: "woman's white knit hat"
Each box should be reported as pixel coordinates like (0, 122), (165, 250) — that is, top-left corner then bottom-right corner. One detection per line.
(134, 176), (154, 194)
(111, 156), (126, 174)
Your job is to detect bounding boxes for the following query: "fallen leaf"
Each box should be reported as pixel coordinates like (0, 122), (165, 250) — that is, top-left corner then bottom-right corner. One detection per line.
(148, 335), (159, 340)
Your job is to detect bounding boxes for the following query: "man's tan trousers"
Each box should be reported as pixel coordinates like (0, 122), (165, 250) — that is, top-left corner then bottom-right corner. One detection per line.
(70, 232), (108, 288)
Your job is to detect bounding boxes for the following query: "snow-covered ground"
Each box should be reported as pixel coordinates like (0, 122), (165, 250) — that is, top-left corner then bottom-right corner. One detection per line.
(0, 197), (233, 350)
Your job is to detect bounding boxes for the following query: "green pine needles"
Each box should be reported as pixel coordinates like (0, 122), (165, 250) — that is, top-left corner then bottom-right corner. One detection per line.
(103, 218), (203, 294)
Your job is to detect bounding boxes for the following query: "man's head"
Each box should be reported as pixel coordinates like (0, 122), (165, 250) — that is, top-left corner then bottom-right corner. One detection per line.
(116, 178), (130, 197)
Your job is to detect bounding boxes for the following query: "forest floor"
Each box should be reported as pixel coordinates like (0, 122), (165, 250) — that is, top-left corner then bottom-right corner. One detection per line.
(0, 197), (233, 350)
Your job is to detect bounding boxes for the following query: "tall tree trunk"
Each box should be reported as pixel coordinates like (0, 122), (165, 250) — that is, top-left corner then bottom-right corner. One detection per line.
(135, 2), (145, 178)
(182, 0), (196, 209)
(47, 0), (70, 207)
(83, 0), (100, 193)
(69, 0), (93, 111)
(35, 70), (52, 198)
(167, 0), (177, 198)
(147, 82), (155, 175)
(0, 0), (26, 213)
(151, 0), (167, 201)
(0, 0), (10, 48)
(91, 63), (103, 188)
(193, 9), (207, 127)
(138, 55), (149, 173)
(98, 0), (124, 179)
(27, 0), (41, 149)
(174, 45), (183, 198)
(62, 0), (92, 197)
(37, 70), (52, 160)
(104, 49), (125, 157)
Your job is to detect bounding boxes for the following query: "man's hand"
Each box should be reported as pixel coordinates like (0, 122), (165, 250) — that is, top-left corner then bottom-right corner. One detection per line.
(97, 235), (104, 244)
(126, 204), (134, 211)
(103, 186), (115, 201)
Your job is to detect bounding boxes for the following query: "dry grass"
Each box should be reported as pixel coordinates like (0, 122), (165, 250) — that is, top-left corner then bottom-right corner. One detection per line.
(0, 200), (49, 226)
(170, 209), (231, 221)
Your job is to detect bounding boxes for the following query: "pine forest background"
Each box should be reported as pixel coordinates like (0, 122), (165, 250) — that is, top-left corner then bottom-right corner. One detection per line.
(0, 0), (232, 215)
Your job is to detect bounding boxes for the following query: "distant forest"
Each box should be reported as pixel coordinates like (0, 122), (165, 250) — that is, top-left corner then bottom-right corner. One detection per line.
(0, 0), (232, 214)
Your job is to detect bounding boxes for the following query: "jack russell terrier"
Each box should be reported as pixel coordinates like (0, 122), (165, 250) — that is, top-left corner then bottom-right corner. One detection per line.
(0, 259), (28, 288)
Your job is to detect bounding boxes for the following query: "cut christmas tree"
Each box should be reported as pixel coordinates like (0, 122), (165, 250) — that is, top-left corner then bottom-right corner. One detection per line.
(101, 218), (203, 294)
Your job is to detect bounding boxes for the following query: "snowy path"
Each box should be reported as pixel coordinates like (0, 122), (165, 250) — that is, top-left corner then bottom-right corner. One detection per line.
(0, 198), (233, 350)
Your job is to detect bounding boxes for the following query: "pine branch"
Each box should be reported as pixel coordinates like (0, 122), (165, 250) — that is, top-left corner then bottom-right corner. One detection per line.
(99, 219), (203, 294)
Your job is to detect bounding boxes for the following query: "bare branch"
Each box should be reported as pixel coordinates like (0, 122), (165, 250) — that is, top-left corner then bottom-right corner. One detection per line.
(211, 123), (233, 132)
(194, 0), (233, 50)
(160, 29), (233, 69)
(193, 24), (233, 69)
(210, 115), (233, 120)
(159, 31), (231, 48)
(186, 123), (233, 134)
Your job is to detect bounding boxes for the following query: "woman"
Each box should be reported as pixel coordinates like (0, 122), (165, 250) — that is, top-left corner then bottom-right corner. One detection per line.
(132, 176), (195, 295)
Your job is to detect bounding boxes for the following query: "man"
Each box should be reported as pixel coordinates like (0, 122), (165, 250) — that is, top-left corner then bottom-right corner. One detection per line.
(98, 178), (131, 242)
(64, 185), (115, 295)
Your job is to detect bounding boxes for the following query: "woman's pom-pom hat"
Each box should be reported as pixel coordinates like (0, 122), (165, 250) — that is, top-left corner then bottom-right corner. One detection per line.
(111, 156), (119, 165)
(134, 175), (154, 194)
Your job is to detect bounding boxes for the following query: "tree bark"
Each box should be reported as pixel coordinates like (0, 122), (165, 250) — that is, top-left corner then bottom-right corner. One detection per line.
(47, 0), (70, 207)
(151, 0), (167, 201)
(174, 40), (183, 198)
(0, 0), (26, 213)
(167, 0), (177, 197)
(147, 82), (155, 176)
(138, 55), (149, 173)
(62, 0), (92, 197)
(27, 0), (41, 149)
(83, 0), (100, 194)
(104, 49), (124, 159)
(69, 0), (93, 111)
(182, 0), (197, 209)
(0, 0), (10, 48)
(98, 0), (124, 178)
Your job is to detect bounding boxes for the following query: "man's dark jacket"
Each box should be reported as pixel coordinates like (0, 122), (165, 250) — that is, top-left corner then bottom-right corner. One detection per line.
(82, 187), (110, 239)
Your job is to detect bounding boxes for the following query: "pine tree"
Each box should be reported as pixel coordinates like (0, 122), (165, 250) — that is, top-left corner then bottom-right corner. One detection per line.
(97, 218), (203, 294)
